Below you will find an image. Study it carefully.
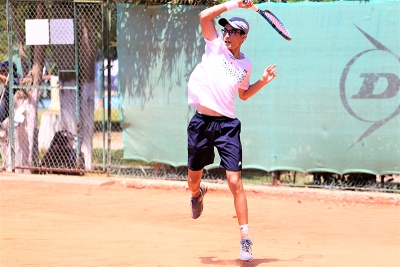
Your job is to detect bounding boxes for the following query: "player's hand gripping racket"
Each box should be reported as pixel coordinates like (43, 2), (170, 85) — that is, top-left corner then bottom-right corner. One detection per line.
(243, 0), (291, 41)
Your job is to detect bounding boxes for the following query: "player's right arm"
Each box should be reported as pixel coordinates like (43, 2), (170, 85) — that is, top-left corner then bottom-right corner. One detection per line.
(199, 4), (228, 41)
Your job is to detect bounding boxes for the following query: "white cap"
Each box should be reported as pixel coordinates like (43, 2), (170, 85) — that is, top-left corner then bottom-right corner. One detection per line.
(218, 17), (250, 34)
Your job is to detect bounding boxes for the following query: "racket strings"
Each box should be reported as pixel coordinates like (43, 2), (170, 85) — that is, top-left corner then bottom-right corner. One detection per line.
(257, 9), (291, 40)
(266, 13), (290, 37)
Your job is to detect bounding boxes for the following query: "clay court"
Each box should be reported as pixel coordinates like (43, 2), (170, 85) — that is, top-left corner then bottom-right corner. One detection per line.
(1, 174), (399, 267)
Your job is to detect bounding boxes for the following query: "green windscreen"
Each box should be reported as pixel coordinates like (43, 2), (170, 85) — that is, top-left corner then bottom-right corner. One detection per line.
(117, 1), (400, 175)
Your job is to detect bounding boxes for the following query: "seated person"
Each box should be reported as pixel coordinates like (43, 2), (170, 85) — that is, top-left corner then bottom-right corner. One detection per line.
(0, 61), (19, 123)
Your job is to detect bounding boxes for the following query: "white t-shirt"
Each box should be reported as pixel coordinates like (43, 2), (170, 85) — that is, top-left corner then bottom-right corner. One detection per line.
(188, 31), (252, 118)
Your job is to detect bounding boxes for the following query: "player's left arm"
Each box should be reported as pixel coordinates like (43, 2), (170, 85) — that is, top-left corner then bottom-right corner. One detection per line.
(238, 64), (277, 100)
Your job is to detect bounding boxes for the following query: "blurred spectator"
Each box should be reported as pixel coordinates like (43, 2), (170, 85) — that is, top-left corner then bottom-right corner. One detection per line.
(153, 163), (171, 177)
(0, 61), (19, 123)
(272, 170), (281, 186)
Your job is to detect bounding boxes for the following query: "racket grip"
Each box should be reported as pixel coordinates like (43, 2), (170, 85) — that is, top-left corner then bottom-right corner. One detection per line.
(243, 0), (259, 11)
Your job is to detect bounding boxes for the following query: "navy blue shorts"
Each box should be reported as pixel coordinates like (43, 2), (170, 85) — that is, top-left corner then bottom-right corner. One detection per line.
(187, 112), (242, 172)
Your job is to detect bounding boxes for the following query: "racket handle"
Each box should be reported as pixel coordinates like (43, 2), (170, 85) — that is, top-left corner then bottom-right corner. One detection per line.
(243, 0), (259, 11)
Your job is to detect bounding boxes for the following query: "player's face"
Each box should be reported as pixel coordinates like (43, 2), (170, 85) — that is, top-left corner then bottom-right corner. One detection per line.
(222, 24), (246, 51)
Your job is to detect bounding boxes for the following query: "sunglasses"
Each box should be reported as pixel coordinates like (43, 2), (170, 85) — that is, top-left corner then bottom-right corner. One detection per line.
(221, 28), (245, 37)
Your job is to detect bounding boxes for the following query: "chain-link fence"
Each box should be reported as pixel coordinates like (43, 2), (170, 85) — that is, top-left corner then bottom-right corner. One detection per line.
(0, 0), (107, 175)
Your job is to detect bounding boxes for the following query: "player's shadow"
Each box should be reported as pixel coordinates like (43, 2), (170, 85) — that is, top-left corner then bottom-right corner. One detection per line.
(200, 254), (323, 266)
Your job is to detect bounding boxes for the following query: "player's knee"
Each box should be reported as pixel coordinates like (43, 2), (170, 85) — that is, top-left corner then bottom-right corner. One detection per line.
(227, 176), (243, 194)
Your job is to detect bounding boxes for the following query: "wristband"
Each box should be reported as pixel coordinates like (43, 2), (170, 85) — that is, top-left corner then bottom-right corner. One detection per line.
(225, 1), (239, 11)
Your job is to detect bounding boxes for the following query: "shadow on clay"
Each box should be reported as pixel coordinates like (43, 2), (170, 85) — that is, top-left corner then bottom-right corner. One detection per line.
(199, 254), (323, 266)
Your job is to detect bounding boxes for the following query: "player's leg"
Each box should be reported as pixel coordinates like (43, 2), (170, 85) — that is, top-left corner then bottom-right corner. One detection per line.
(188, 169), (208, 219)
(226, 170), (253, 261)
(188, 168), (203, 198)
(215, 117), (253, 261)
(226, 170), (248, 229)
(214, 117), (248, 228)
(187, 112), (213, 219)
(188, 167), (209, 219)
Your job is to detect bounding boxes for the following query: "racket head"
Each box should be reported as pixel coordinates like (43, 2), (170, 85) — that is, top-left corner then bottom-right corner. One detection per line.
(258, 9), (291, 41)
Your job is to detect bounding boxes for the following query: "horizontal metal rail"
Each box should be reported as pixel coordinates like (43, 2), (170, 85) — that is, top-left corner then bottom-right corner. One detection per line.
(13, 85), (77, 90)
(15, 166), (107, 174)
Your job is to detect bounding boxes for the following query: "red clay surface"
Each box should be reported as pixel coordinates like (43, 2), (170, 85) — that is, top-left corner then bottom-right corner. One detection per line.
(1, 174), (399, 267)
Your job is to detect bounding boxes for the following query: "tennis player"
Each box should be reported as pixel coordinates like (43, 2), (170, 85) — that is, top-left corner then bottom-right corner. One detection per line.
(187, 0), (277, 262)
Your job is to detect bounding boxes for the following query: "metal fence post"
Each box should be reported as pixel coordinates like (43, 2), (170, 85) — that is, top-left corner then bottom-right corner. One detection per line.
(73, 1), (81, 170)
(6, 0), (14, 172)
(106, 0), (111, 177)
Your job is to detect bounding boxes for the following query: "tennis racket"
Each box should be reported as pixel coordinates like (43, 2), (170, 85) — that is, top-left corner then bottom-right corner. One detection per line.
(244, 1), (291, 41)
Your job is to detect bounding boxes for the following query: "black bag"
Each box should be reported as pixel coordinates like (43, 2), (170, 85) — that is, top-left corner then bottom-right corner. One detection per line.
(41, 130), (85, 175)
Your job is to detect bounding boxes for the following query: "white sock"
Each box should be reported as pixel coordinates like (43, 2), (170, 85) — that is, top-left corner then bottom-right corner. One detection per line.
(239, 224), (250, 239)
